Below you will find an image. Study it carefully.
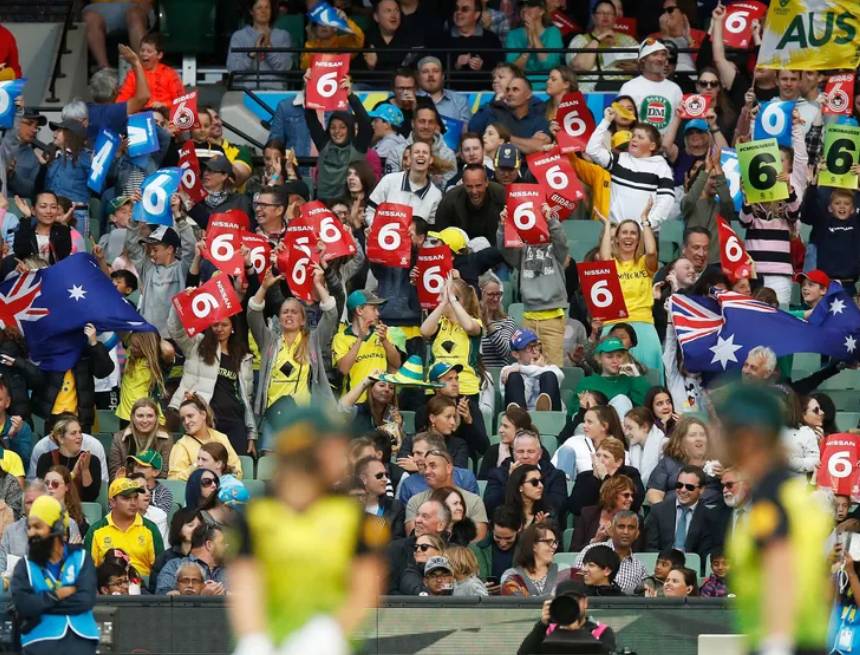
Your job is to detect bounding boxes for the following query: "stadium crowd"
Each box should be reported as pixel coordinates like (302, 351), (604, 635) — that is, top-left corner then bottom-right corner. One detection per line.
(0, 0), (859, 653)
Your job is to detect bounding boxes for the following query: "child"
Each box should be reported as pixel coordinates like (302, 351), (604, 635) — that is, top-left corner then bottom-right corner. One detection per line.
(699, 549), (730, 597)
(115, 33), (184, 108)
(501, 328), (564, 412)
(128, 450), (173, 515)
(641, 547), (685, 597)
(299, 7), (365, 71)
(446, 545), (489, 597)
(580, 545), (624, 596)
(800, 183), (860, 296)
(369, 104), (407, 171)
(110, 270), (138, 297)
(585, 107), (675, 228)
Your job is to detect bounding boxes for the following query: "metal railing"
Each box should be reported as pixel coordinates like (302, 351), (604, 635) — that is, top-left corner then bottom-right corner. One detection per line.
(45, 0), (77, 104)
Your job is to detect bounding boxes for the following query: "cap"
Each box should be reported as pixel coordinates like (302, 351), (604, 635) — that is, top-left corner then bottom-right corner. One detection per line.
(283, 178), (310, 201)
(494, 143), (522, 170)
(799, 269), (831, 288)
(716, 383), (783, 438)
(368, 103), (405, 128)
(204, 155), (233, 176)
(109, 195), (133, 213)
(21, 107), (47, 126)
(269, 401), (349, 458)
(555, 579), (589, 599)
(428, 227), (469, 254)
(611, 130), (632, 149)
(127, 449), (163, 471)
(48, 118), (86, 139)
(423, 555), (453, 575)
(428, 362), (463, 382)
(510, 328), (539, 351)
(638, 38), (668, 60)
(218, 475), (250, 507)
(109, 477), (144, 499)
(140, 225), (182, 250)
(375, 354), (442, 388)
(346, 289), (386, 313)
(595, 337), (627, 354)
(684, 119), (709, 134)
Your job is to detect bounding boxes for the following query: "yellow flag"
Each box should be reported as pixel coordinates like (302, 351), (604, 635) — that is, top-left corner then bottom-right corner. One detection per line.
(757, 0), (860, 70)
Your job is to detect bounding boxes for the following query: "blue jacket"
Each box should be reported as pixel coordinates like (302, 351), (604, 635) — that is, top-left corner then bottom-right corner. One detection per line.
(45, 151), (92, 205)
(268, 97), (312, 159)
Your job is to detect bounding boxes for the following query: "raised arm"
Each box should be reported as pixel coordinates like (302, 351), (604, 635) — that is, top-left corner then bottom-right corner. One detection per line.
(597, 211), (613, 261)
(585, 109), (615, 169)
(709, 5), (738, 91)
(118, 45), (151, 114)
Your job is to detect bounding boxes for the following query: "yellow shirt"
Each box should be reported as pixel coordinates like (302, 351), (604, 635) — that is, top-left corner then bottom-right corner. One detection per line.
(523, 308), (565, 321)
(84, 512), (163, 577)
(570, 155), (610, 220)
(609, 256), (654, 324)
(168, 429), (243, 480)
(431, 317), (483, 396)
(332, 325), (387, 403)
(116, 359), (164, 422)
(51, 370), (77, 415)
(0, 449), (24, 478)
(268, 334), (311, 408)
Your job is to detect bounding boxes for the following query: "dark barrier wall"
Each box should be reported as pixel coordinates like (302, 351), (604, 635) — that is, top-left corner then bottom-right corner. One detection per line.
(0, 596), (738, 655)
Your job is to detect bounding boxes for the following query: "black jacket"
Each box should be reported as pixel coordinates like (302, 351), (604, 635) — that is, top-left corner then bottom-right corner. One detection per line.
(434, 181), (506, 245)
(13, 220), (72, 264)
(188, 192), (254, 232)
(386, 535), (418, 595)
(567, 467), (646, 517)
(0, 335), (41, 420)
(484, 458), (568, 522)
(380, 495), (406, 540)
(518, 619), (614, 655)
(644, 497), (716, 559)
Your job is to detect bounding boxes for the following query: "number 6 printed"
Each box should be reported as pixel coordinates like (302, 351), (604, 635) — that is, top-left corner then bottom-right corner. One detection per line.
(423, 265), (445, 295)
(590, 279), (614, 308)
(192, 293), (219, 318)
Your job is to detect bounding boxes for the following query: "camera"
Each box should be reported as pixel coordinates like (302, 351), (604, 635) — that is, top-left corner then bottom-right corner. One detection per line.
(548, 595), (581, 626)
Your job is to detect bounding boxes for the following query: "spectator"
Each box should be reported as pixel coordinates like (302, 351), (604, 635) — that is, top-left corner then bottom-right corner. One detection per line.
(430, 486), (477, 546)
(447, 544), (489, 596)
(622, 407), (667, 487)
(1, 107), (46, 202)
(566, 1), (638, 92)
(801, 395), (829, 440)
(501, 522), (573, 596)
(361, 0), (424, 71)
(356, 456), (405, 539)
(187, 154), (255, 230)
(368, 142), (444, 227)
(571, 338), (651, 419)
(655, 226), (712, 285)
(505, 0), (564, 75)
(502, 463), (554, 530)
(128, 471), (167, 543)
(196, 442), (237, 478)
(387, 498), (450, 594)
(149, 508), (202, 593)
(167, 560), (209, 596)
(83, 0), (152, 70)
(339, 377), (404, 442)
(421, 555), (456, 596)
(553, 404), (625, 481)
(0, 480), (44, 581)
(43, 465), (85, 542)
(479, 405), (536, 480)
(646, 415), (721, 505)
(115, 33), (183, 108)
(645, 465), (716, 559)
(493, 142), (522, 185)
(468, 74), (551, 155)
(369, 104), (408, 169)
(782, 390), (820, 478)
(472, 505), (520, 587)
(184, 469), (233, 529)
(84, 477), (163, 577)
(699, 549), (729, 597)
(300, 6), (365, 72)
(444, 131), (488, 189)
(569, 475), (642, 551)
(228, 0), (295, 86)
(155, 523), (226, 595)
(168, 395), (242, 481)
(252, 184), (289, 242)
(85, 46), (151, 142)
(501, 328), (564, 411)
(680, 156), (735, 266)
(641, 547), (685, 596)
(373, 68), (419, 139)
(0, 379), (33, 467)
(801, 185), (860, 295)
(125, 449), (172, 514)
(416, 57), (471, 126)
(543, 65), (578, 123)
(662, 566), (698, 598)
(398, 0), (445, 45)
(568, 437), (645, 516)
(396, 433), (479, 505)
(436, 165), (506, 244)
(441, 0), (503, 79)
(618, 40), (683, 136)
(479, 274), (517, 369)
(28, 422), (109, 484)
(481, 122), (512, 172)
(396, 532), (446, 595)
(579, 544), (624, 596)
(36, 416), (100, 503)
(646, 0), (703, 73)
(193, 108), (256, 187)
(384, 103), (458, 186)
(41, 120), (92, 238)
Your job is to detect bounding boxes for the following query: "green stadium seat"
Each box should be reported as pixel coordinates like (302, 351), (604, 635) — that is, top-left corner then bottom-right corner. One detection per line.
(531, 411), (567, 437)
(482, 407), (493, 438)
(244, 479), (266, 498)
(167, 502), (180, 524)
(540, 435), (558, 456)
(838, 412), (860, 432)
(161, 479), (187, 507)
(731, 221), (746, 239)
(32, 414), (45, 438)
(561, 368), (585, 393)
(562, 527), (575, 551)
(821, 369), (860, 391)
(502, 279), (514, 310)
(158, 0), (217, 55)
(256, 455), (277, 481)
(570, 240), (597, 263)
(791, 352), (823, 377)
(95, 410), (119, 434)
(97, 484), (109, 514)
(508, 302), (524, 326)
(81, 501), (103, 525)
(478, 479), (488, 496)
(238, 455), (255, 480)
(658, 219), (685, 265)
(563, 219), (603, 251)
(95, 432), (115, 455)
(488, 433), (501, 445)
(554, 552), (579, 568)
(400, 411), (416, 435)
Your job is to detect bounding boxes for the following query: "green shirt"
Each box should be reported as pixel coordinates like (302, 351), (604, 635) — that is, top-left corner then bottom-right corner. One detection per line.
(573, 374), (651, 412)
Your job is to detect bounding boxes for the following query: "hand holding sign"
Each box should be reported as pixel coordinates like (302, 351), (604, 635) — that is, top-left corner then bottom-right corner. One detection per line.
(753, 99), (794, 147)
(280, 217), (321, 303)
(301, 201), (357, 261)
(576, 260), (628, 321)
(305, 54), (350, 111)
(416, 244), (453, 309)
(127, 111), (159, 157)
(719, 1), (767, 49)
(823, 74), (855, 116)
(717, 216), (753, 284)
(554, 92), (595, 153)
(367, 203), (412, 267)
(177, 142), (207, 203)
(679, 94), (712, 120)
(240, 232), (272, 282)
(0, 79), (26, 129)
(736, 139), (789, 204)
(526, 147), (584, 220)
(132, 168), (183, 225)
(204, 220), (245, 278)
(820, 124), (860, 190)
(88, 130), (120, 194)
(172, 276), (242, 337)
(505, 184), (549, 246)
(170, 91), (199, 131)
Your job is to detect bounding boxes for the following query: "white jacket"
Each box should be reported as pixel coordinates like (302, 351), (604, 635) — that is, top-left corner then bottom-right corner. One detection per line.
(781, 425), (820, 475)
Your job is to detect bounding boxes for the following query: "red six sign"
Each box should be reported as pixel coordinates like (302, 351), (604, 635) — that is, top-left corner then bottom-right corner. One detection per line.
(576, 260), (629, 321)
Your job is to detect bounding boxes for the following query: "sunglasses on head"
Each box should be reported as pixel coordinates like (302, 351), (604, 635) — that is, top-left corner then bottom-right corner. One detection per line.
(414, 543), (436, 552)
(525, 478), (544, 487)
(675, 482), (700, 491)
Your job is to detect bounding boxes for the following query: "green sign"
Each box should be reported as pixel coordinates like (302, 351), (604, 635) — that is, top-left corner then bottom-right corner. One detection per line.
(737, 138), (790, 204)
(820, 123), (860, 190)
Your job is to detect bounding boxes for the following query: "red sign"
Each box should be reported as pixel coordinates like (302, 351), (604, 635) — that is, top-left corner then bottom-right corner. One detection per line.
(367, 203), (412, 268)
(816, 433), (860, 500)
(555, 92), (596, 154)
(613, 17), (637, 37)
(279, 217), (320, 303)
(170, 91), (199, 131)
(300, 200), (357, 262)
(721, 1), (767, 49)
(526, 147), (584, 220)
(717, 216), (752, 283)
(416, 244), (452, 310)
(505, 184), (549, 246)
(551, 11), (581, 37)
(204, 219), (245, 278)
(576, 260), (628, 321)
(172, 276), (242, 337)
(823, 74), (855, 116)
(679, 94), (713, 120)
(240, 232), (272, 282)
(209, 209), (250, 232)
(305, 54), (350, 111)
(177, 142), (206, 204)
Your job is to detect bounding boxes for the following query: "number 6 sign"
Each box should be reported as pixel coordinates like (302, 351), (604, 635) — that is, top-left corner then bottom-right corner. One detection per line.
(204, 219), (246, 278)
(300, 200), (357, 261)
(306, 54), (350, 111)
(505, 184), (549, 246)
(172, 276), (242, 337)
(416, 244), (453, 309)
(717, 217), (752, 284)
(367, 203), (412, 267)
(817, 433), (860, 500)
(526, 147), (584, 220)
(555, 92), (595, 154)
(576, 260), (628, 321)
(132, 168), (183, 226)
(736, 139), (789, 204)
(720, 0), (766, 49)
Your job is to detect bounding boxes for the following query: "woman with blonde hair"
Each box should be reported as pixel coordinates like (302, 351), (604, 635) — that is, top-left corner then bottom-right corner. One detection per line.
(646, 415), (722, 504)
(109, 397), (172, 480)
(446, 545), (488, 596)
(168, 395), (243, 481)
(116, 332), (174, 427)
(36, 415), (101, 502)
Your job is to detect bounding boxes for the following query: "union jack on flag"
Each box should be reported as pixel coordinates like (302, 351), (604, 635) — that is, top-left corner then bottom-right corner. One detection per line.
(668, 294), (722, 347)
(714, 290), (778, 314)
(0, 271), (49, 333)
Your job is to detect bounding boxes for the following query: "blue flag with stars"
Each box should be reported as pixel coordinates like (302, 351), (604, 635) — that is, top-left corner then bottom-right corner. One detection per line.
(807, 282), (860, 338)
(0, 254), (156, 372)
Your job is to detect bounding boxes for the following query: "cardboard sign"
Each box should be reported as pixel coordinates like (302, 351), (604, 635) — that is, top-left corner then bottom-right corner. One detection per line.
(613, 17), (638, 37)
(555, 92), (596, 154)
(280, 217), (320, 303)
(204, 220), (245, 278)
(367, 203), (412, 268)
(208, 209), (250, 232)
(717, 216), (753, 283)
(305, 54), (350, 111)
(737, 139), (789, 204)
(172, 276), (242, 337)
(816, 433), (860, 500)
(719, 148), (744, 212)
(525, 147), (584, 220)
(679, 94), (713, 120)
(127, 111), (159, 158)
(300, 200), (357, 262)
(177, 142), (207, 203)
(505, 184), (549, 246)
(0, 79), (26, 129)
(820, 123), (860, 190)
(753, 99), (795, 147)
(88, 129), (120, 194)
(132, 168), (182, 226)
(823, 74), (855, 116)
(576, 260), (628, 321)
(240, 232), (272, 282)
(721, 1), (767, 49)
(416, 244), (452, 310)
(170, 91), (198, 131)
(551, 11), (581, 37)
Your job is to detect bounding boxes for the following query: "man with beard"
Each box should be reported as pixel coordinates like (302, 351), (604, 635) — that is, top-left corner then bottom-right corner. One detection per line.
(434, 164), (506, 244)
(11, 495), (99, 655)
(707, 468), (750, 555)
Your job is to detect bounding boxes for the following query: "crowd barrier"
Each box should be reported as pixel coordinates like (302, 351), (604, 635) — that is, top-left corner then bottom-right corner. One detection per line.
(0, 595), (737, 655)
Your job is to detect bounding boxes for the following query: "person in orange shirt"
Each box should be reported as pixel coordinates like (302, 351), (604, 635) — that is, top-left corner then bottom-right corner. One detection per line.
(116, 32), (184, 108)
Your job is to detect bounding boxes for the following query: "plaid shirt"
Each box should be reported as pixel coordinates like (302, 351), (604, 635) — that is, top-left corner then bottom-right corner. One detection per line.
(805, 124), (823, 169)
(699, 574), (728, 597)
(575, 539), (649, 595)
(484, 8), (511, 42)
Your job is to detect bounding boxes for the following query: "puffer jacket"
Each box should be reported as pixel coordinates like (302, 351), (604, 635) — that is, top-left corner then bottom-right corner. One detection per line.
(166, 307), (256, 441)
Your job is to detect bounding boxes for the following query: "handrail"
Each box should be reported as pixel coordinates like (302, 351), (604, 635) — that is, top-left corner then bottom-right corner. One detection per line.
(45, 0), (75, 104)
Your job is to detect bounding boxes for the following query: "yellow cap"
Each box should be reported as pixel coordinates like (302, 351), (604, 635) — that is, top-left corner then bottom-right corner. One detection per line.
(612, 130), (632, 149)
(29, 495), (67, 532)
(109, 477), (144, 499)
(611, 101), (635, 122)
(428, 227), (469, 254)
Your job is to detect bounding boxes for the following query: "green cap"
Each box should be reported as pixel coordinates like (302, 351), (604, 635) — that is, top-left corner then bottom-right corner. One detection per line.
(109, 196), (133, 213)
(127, 449), (163, 471)
(716, 383), (783, 438)
(594, 337), (627, 354)
(346, 290), (386, 313)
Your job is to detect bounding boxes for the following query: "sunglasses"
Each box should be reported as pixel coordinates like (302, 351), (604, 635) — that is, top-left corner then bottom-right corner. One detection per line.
(618, 492), (634, 498)
(525, 478), (544, 487)
(808, 406), (823, 414)
(414, 543), (437, 552)
(201, 478), (218, 488)
(722, 481), (737, 489)
(697, 80), (720, 89)
(661, 6), (678, 13)
(45, 479), (63, 490)
(374, 471), (388, 480)
(675, 482), (701, 491)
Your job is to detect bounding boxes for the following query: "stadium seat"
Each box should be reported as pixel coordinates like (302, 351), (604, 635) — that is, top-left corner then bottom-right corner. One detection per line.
(838, 412), (860, 432)
(256, 455), (277, 481)
(167, 502), (180, 524)
(95, 432), (115, 455)
(508, 303), (524, 326)
(273, 14), (305, 60)
(161, 479), (187, 506)
(790, 283), (802, 308)
(821, 369), (860, 391)
(563, 219), (603, 253)
(400, 411), (416, 435)
(560, 367), (585, 393)
(238, 455), (255, 480)
(478, 480), (488, 496)
(95, 410), (119, 434)
(658, 219), (684, 264)
(540, 435), (558, 457)
(554, 552), (579, 568)
(791, 352), (823, 377)
(244, 479), (266, 498)
(562, 527), (575, 551)
(830, 391), (860, 413)
(488, 433), (501, 445)
(81, 501), (103, 525)
(531, 411), (566, 436)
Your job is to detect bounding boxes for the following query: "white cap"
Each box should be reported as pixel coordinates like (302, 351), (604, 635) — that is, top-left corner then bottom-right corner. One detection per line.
(638, 38), (668, 60)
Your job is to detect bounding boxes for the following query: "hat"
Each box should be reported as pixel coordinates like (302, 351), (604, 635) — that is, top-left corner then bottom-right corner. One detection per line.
(368, 103), (405, 128)
(799, 269), (831, 288)
(610, 101), (635, 122)
(204, 155), (233, 176)
(428, 362), (463, 382)
(283, 178), (310, 201)
(423, 555), (453, 575)
(638, 38), (668, 60)
(716, 383), (783, 438)
(611, 130), (632, 149)
(109, 477), (144, 499)
(495, 143), (522, 170)
(21, 107), (47, 126)
(346, 289), (387, 313)
(594, 337), (627, 354)
(140, 225), (182, 250)
(218, 475), (250, 507)
(127, 449), (163, 471)
(683, 119), (709, 134)
(555, 579), (589, 599)
(510, 328), (539, 351)
(375, 355), (442, 388)
(109, 196), (133, 213)
(29, 496), (68, 534)
(428, 227), (469, 254)
(48, 118), (86, 139)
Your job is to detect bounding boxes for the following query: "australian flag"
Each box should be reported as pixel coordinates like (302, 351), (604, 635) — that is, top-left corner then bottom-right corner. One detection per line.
(670, 289), (860, 373)
(0, 254), (156, 372)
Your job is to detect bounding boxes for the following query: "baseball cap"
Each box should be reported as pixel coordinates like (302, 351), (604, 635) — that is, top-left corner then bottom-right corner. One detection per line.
(127, 449), (163, 471)
(428, 362), (463, 382)
(716, 383), (783, 438)
(48, 118), (86, 139)
(424, 555), (453, 575)
(510, 328), (539, 351)
(140, 225), (182, 250)
(21, 107), (47, 126)
(611, 130), (632, 149)
(799, 269), (831, 288)
(555, 579), (589, 599)
(428, 227), (469, 254)
(109, 477), (144, 499)
(684, 119), (709, 134)
(595, 337), (627, 354)
(368, 103), (405, 128)
(204, 155), (233, 176)
(638, 38), (668, 61)
(494, 143), (522, 170)
(109, 195), (133, 213)
(346, 289), (386, 313)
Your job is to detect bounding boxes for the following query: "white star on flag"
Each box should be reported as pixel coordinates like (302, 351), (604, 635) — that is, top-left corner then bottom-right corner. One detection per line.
(709, 334), (743, 369)
(68, 285), (87, 301)
(846, 335), (857, 353)
(830, 298), (846, 315)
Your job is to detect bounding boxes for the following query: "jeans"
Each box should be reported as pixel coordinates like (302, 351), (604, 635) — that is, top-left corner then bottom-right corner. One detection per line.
(504, 371), (561, 411)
